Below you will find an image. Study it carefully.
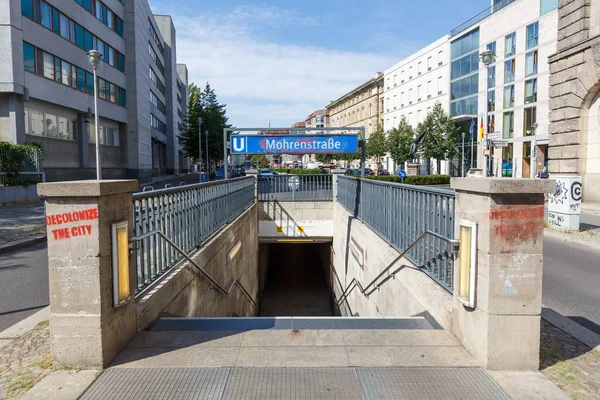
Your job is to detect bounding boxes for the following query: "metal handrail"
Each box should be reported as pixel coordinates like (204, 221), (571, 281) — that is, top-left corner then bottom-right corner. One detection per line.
(340, 175), (455, 196)
(131, 229), (257, 307)
(336, 230), (459, 306)
(133, 176), (254, 200)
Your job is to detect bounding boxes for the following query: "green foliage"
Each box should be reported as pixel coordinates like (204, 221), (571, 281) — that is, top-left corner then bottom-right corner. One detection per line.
(363, 174), (451, 185)
(416, 103), (459, 174)
(178, 83), (230, 164)
(387, 116), (414, 167)
(272, 168), (324, 174)
(0, 141), (43, 186)
(366, 125), (387, 168)
(251, 155), (269, 168)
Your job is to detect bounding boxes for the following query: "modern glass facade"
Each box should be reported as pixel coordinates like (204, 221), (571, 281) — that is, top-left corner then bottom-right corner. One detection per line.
(450, 29), (480, 117)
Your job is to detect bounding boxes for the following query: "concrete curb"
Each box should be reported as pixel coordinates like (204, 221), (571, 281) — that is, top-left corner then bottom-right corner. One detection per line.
(0, 306), (50, 339)
(541, 307), (600, 352)
(0, 234), (47, 254)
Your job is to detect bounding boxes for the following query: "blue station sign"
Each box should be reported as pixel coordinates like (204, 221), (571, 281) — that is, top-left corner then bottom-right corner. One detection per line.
(231, 134), (359, 155)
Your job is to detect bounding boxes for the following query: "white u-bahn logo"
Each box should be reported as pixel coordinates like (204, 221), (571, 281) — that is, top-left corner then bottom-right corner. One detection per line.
(232, 136), (246, 152)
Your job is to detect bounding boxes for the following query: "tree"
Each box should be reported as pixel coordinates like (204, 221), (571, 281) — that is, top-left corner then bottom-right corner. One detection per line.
(251, 155), (269, 168)
(387, 116), (414, 171)
(417, 103), (459, 174)
(179, 83), (231, 164)
(366, 124), (387, 171)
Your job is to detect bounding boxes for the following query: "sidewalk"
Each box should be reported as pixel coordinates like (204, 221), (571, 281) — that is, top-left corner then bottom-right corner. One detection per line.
(0, 203), (46, 252)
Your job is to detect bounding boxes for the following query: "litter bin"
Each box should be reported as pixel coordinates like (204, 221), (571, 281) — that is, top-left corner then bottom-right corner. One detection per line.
(201, 172), (207, 182)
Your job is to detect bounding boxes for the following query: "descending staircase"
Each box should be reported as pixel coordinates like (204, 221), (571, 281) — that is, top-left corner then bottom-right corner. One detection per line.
(79, 317), (510, 399)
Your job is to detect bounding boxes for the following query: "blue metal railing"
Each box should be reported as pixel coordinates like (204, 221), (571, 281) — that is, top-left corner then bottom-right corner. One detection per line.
(450, 0), (516, 37)
(337, 176), (456, 292)
(257, 174), (333, 202)
(132, 176), (255, 293)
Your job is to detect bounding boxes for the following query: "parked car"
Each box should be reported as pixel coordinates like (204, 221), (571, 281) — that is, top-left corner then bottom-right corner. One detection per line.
(364, 168), (374, 176)
(258, 169), (274, 176)
(377, 169), (390, 176)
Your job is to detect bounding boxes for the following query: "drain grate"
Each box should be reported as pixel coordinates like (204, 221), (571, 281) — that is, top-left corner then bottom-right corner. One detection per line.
(79, 368), (230, 400)
(80, 366), (509, 399)
(223, 367), (363, 400)
(356, 367), (510, 400)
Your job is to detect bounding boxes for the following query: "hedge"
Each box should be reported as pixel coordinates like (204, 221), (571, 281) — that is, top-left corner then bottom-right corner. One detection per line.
(273, 168), (324, 175)
(0, 141), (43, 186)
(362, 174), (451, 185)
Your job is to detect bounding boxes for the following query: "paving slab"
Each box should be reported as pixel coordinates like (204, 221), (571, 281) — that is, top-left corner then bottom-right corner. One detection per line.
(489, 370), (569, 400)
(20, 370), (99, 400)
(110, 346), (241, 368)
(236, 346), (350, 367)
(346, 345), (479, 367)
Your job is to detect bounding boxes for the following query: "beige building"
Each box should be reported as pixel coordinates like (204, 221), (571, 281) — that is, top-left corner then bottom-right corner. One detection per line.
(327, 73), (384, 168)
(548, 0), (600, 203)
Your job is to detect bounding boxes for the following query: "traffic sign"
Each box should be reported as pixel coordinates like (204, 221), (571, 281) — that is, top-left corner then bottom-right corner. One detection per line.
(398, 170), (407, 179)
(231, 134), (359, 155)
(487, 131), (501, 140)
(288, 176), (300, 191)
(483, 149), (491, 156)
(490, 140), (509, 148)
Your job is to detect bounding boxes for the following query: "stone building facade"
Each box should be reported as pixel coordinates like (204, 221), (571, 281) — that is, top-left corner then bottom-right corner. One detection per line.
(549, 0), (600, 202)
(327, 73), (384, 169)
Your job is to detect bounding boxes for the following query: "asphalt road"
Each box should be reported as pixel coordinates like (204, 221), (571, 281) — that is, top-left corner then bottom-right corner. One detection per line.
(542, 235), (600, 335)
(0, 242), (49, 333)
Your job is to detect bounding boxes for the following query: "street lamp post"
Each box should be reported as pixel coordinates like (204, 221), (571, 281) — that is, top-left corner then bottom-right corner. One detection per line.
(198, 118), (203, 182)
(87, 50), (102, 180)
(479, 49), (496, 178)
(205, 130), (209, 181)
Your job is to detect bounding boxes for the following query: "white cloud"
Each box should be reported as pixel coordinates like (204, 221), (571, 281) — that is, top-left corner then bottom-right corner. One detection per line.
(150, 3), (405, 127)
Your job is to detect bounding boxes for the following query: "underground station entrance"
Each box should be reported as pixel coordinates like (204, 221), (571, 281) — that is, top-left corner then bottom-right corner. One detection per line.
(258, 242), (335, 317)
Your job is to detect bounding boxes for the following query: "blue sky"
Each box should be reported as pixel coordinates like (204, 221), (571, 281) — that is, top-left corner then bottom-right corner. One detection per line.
(149, 0), (490, 127)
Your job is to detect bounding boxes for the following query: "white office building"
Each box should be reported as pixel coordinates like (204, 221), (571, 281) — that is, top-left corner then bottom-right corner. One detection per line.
(381, 0), (558, 177)
(383, 36), (451, 174)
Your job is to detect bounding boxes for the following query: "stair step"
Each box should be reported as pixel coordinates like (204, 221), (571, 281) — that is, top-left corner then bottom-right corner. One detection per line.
(150, 316), (435, 331)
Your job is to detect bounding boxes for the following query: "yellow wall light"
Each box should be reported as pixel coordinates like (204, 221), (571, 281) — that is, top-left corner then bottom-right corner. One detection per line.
(227, 240), (242, 264)
(111, 221), (131, 307)
(457, 220), (477, 308)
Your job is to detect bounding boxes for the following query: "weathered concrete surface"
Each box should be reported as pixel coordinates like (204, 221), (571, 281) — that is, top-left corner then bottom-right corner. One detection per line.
(20, 370), (99, 400)
(258, 201), (333, 238)
(38, 180), (138, 369)
(451, 178), (549, 371)
(331, 202), (453, 328)
(136, 204), (259, 330)
(488, 371), (569, 400)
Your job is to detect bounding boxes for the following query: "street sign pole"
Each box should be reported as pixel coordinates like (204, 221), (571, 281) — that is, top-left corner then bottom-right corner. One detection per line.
(461, 132), (465, 177)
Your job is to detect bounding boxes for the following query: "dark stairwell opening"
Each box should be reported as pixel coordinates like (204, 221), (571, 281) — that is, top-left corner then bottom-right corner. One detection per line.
(258, 243), (336, 316)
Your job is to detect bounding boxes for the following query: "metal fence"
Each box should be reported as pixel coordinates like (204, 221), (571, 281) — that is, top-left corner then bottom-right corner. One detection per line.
(257, 174), (333, 202)
(0, 146), (44, 185)
(450, 0), (515, 37)
(132, 176), (255, 293)
(337, 176), (456, 292)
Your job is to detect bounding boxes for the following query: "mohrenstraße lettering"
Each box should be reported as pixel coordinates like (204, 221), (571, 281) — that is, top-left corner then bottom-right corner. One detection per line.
(265, 138), (343, 151)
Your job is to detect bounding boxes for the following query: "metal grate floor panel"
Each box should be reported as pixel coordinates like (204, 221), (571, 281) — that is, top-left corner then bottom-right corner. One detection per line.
(80, 367), (510, 399)
(356, 367), (510, 400)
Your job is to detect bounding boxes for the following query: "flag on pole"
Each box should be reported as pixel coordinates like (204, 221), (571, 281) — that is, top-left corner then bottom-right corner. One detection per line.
(469, 118), (475, 140)
(479, 119), (484, 140)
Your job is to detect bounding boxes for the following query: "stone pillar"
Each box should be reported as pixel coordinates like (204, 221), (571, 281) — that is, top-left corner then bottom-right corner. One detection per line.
(331, 169), (346, 198)
(38, 180), (138, 369)
(406, 162), (420, 176)
(450, 178), (554, 370)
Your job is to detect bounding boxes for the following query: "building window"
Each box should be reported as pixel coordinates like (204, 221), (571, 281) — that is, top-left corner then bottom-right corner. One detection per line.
(505, 32), (516, 57)
(488, 65), (496, 89)
(427, 56), (432, 70)
(23, 42), (36, 73)
(30, 110), (44, 136)
(541, 0), (559, 14)
(41, 1), (52, 29)
(502, 143), (514, 177)
(61, 60), (70, 86)
(44, 113), (58, 138)
(526, 50), (538, 76)
(54, 57), (61, 82)
(487, 41), (496, 54)
(22, 0), (33, 19)
(75, 23), (84, 48)
(488, 90), (495, 112)
(504, 59), (515, 83)
(527, 22), (539, 49)
(450, 28), (480, 117)
(503, 111), (514, 139)
(43, 52), (54, 79)
(59, 13), (69, 39)
(524, 107), (536, 136)
(525, 78), (537, 104)
(504, 85), (515, 108)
